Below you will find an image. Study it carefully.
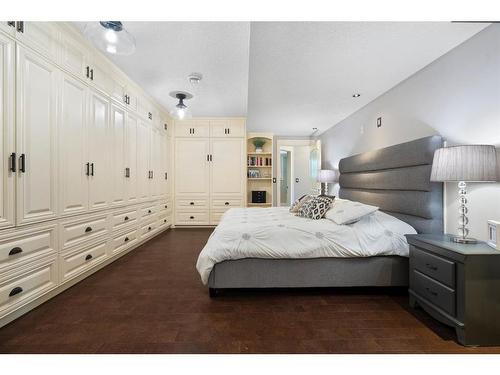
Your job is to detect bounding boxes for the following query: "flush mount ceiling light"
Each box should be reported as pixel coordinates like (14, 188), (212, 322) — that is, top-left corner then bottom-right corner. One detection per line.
(84, 21), (136, 55)
(169, 91), (193, 120)
(188, 72), (203, 85)
(352, 93), (361, 98)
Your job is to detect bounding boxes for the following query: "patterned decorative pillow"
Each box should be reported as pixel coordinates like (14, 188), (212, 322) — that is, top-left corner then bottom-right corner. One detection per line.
(296, 195), (335, 220)
(289, 194), (312, 213)
(324, 199), (378, 225)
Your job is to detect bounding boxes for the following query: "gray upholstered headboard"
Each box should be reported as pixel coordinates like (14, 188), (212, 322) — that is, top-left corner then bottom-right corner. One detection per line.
(338, 135), (443, 234)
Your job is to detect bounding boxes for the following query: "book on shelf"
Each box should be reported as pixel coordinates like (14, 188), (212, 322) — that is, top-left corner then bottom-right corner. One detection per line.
(247, 156), (272, 167)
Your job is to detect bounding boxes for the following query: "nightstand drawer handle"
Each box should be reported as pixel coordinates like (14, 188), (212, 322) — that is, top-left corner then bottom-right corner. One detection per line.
(425, 287), (438, 297)
(9, 247), (23, 256)
(425, 263), (438, 271)
(9, 287), (23, 297)
(85, 226), (92, 233)
(85, 254), (93, 261)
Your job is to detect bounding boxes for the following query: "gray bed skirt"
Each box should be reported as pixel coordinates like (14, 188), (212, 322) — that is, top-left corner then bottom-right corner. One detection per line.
(208, 256), (409, 289)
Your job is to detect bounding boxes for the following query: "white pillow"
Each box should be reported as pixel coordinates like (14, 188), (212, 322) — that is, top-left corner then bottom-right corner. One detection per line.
(325, 199), (379, 225)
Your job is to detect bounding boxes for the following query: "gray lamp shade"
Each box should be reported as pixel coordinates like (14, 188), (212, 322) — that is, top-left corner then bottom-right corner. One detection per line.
(430, 145), (498, 182)
(317, 169), (338, 183)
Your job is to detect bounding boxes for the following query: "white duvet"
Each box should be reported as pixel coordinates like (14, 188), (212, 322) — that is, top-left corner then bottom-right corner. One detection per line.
(196, 207), (417, 284)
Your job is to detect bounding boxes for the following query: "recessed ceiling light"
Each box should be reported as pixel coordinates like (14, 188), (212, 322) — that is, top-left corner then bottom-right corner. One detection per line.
(188, 73), (203, 85)
(352, 93), (361, 98)
(312, 127), (318, 131)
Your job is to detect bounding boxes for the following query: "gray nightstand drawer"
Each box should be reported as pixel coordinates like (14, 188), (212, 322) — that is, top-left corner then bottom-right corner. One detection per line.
(412, 269), (455, 316)
(411, 246), (455, 288)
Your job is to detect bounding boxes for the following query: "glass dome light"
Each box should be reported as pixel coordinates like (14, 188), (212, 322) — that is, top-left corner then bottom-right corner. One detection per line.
(169, 91), (193, 120)
(84, 21), (136, 56)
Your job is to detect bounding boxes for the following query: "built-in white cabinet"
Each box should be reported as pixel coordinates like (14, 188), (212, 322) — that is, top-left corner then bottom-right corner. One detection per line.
(110, 104), (126, 206)
(16, 46), (58, 226)
(0, 33), (15, 229)
(0, 22), (17, 38)
(137, 119), (151, 201)
(174, 118), (246, 225)
(125, 114), (138, 204)
(15, 22), (60, 64)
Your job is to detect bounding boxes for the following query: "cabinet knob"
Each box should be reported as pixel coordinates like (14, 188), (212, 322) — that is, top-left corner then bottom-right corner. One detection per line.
(164, 205), (168, 209)
(85, 254), (93, 261)
(164, 219), (167, 223)
(85, 226), (92, 233)
(425, 263), (438, 271)
(148, 226), (152, 231)
(9, 247), (23, 256)
(225, 202), (229, 206)
(190, 216), (194, 219)
(124, 216), (129, 221)
(9, 287), (23, 297)
(189, 202), (194, 205)
(124, 237), (129, 242)
(148, 209), (152, 214)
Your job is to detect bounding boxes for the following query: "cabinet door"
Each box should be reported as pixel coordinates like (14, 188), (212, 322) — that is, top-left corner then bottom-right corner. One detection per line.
(16, 47), (58, 225)
(174, 138), (210, 196)
(210, 138), (245, 196)
(0, 34), (15, 229)
(174, 120), (210, 138)
(110, 104), (126, 206)
(210, 119), (246, 138)
(60, 31), (89, 81)
(150, 125), (162, 200)
(88, 90), (110, 210)
(59, 73), (89, 216)
(125, 114), (138, 204)
(137, 119), (151, 201)
(160, 130), (170, 198)
(125, 86), (138, 113)
(89, 55), (112, 95)
(17, 22), (60, 63)
(109, 69), (127, 106)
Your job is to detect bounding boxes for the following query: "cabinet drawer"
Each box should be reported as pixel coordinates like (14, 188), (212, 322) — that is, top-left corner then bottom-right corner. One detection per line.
(140, 219), (159, 238)
(60, 239), (108, 283)
(0, 225), (57, 273)
(211, 199), (242, 209)
(175, 211), (209, 225)
(141, 204), (158, 219)
(60, 215), (108, 249)
(159, 201), (171, 212)
(0, 256), (58, 317)
(411, 270), (456, 316)
(111, 228), (138, 256)
(411, 246), (455, 288)
(176, 199), (208, 210)
(112, 209), (139, 231)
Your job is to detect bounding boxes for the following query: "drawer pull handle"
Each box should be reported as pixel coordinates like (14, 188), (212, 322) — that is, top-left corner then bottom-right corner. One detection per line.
(124, 216), (129, 221)
(148, 209), (152, 214)
(9, 287), (23, 297)
(189, 202), (194, 205)
(164, 219), (167, 223)
(425, 263), (438, 271)
(224, 202), (229, 206)
(9, 247), (23, 256)
(148, 226), (152, 231)
(124, 237), (129, 242)
(85, 226), (92, 233)
(85, 254), (93, 261)
(425, 287), (438, 297)
(190, 216), (194, 219)
(164, 205), (168, 208)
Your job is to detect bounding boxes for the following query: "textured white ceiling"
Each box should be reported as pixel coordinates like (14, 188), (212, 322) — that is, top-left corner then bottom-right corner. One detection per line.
(74, 22), (251, 117)
(74, 22), (487, 135)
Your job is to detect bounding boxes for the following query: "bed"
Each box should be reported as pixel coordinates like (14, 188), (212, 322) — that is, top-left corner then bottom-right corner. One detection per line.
(197, 135), (443, 296)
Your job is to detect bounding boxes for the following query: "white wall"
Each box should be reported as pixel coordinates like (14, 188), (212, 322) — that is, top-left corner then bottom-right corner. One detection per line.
(320, 24), (500, 241)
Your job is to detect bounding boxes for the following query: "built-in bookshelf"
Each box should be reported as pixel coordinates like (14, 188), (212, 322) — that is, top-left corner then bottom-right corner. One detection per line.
(247, 133), (274, 207)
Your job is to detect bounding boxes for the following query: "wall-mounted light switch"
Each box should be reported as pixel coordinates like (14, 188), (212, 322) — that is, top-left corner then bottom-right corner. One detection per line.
(377, 117), (382, 128)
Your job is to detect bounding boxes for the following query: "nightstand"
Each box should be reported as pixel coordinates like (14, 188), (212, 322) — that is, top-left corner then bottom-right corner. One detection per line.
(406, 234), (500, 346)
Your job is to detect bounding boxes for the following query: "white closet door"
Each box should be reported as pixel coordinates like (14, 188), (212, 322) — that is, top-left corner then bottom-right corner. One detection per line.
(150, 125), (162, 200)
(160, 130), (169, 199)
(16, 47), (58, 225)
(125, 114), (138, 204)
(0, 33), (15, 229)
(174, 138), (210, 196)
(136, 119), (151, 201)
(59, 72), (89, 216)
(88, 89), (110, 210)
(210, 138), (245, 196)
(110, 104), (126, 206)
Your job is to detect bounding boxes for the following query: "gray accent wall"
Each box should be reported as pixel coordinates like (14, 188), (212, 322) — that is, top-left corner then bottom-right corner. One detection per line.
(320, 24), (500, 241)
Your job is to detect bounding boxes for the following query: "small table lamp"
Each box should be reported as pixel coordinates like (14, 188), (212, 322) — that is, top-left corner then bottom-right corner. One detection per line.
(431, 144), (498, 244)
(317, 169), (338, 196)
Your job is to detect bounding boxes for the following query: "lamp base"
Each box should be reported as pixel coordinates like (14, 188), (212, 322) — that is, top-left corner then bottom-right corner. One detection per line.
(450, 236), (478, 244)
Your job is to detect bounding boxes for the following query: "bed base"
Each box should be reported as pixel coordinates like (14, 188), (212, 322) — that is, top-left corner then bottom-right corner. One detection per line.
(207, 256), (408, 296)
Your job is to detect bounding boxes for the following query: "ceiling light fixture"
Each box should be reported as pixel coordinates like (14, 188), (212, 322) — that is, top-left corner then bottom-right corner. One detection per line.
(84, 21), (136, 56)
(169, 91), (193, 120)
(352, 93), (361, 98)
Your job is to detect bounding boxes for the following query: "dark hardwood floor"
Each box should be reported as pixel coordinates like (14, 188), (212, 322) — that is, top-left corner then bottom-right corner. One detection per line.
(1, 228), (499, 354)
